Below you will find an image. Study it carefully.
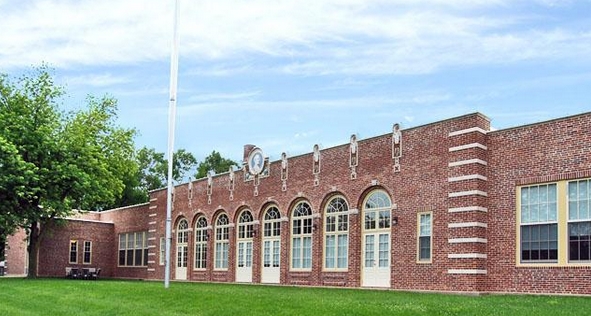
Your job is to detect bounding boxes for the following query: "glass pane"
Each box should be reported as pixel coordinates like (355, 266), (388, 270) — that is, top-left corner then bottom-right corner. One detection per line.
(292, 238), (301, 268)
(378, 234), (389, 267)
(337, 234), (348, 268)
(364, 235), (374, 267)
(325, 235), (335, 268)
(273, 240), (280, 267)
(303, 237), (312, 268)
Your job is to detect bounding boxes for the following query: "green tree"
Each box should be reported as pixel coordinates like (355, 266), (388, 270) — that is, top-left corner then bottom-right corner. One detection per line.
(136, 147), (197, 191)
(0, 67), (137, 277)
(195, 150), (239, 179)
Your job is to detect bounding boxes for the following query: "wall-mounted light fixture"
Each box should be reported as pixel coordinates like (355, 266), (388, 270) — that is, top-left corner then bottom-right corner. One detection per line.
(392, 216), (399, 226)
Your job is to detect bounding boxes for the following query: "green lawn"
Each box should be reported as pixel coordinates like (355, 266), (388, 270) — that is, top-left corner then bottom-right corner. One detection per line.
(0, 278), (589, 315)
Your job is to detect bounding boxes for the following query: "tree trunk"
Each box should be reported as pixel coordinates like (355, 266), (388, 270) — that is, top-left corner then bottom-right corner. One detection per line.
(27, 222), (40, 278)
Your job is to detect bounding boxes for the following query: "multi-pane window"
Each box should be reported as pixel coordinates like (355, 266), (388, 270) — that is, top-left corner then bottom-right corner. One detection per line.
(83, 241), (92, 264)
(69, 240), (78, 264)
(237, 211), (254, 269)
(177, 219), (189, 269)
(364, 191), (391, 231)
(194, 217), (208, 269)
(118, 232), (148, 267)
(324, 196), (349, 270)
(291, 201), (313, 270)
(263, 206), (281, 268)
(569, 179), (591, 262)
(159, 237), (166, 265)
(520, 184), (558, 262)
(215, 214), (230, 270)
(418, 213), (432, 262)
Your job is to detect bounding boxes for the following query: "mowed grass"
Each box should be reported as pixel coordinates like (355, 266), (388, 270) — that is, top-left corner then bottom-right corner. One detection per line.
(0, 278), (590, 316)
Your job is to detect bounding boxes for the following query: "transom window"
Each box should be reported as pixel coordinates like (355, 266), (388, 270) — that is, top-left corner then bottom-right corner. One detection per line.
(238, 210), (254, 239)
(291, 201), (313, 270)
(324, 196), (349, 270)
(215, 214), (230, 270)
(264, 206), (281, 238)
(568, 179), (591, 262)
(520, 184), (558, 262)
(364, 190), (391, 231)
(194, 216), (208, 269)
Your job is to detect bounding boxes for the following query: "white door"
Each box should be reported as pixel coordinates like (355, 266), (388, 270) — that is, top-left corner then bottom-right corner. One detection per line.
(236, 210), (254, 283)
(236, 240), (253, 282)
(261, 238), (280, 283)
(175, 219), (189, 280)
(362, 233), (390, 287)
(175, 245), (188, 280)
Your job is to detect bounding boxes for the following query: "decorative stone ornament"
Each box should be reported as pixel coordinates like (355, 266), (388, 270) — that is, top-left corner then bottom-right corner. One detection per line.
(392, 123), (402, 172)
(312, 144), (321, 186)
(228, 166), (235, 201)
(281, 152), (288, 191)
(248, 147), (265, 175)
(206, 171), (213, 205)
(349, 134), (358, 179)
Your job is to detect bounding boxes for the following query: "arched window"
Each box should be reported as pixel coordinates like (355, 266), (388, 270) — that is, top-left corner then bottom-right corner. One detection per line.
(324, 196), (349, 270)
(237, 210), (254, 269)
(263, 206), (282, 269)
(194, 216), (208, 269)
(264, 206), (281, 238)
(215, 214), (230, 270)
(238, 210), (254, 239)
(364, 191), (391, 231)
(176, 219), (190, 271)
(291, 201), (313, 270)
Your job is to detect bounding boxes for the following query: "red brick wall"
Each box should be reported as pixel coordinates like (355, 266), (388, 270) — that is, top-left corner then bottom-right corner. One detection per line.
(37, 220), (115, 278)
(4, 229), (28, 276)
(486, 113), (591, 294)
(9, 111), (590, 295)
(146, 113), (495, 292)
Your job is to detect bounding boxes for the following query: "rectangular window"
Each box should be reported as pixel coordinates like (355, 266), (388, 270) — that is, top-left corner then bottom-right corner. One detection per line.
(418, 213), (432, 262)
(69, 240), (78, 264)
(520, 184), (558, 263)
(569, 179), (591, 262)
(83, 241), (92, 264)
(118, 232), (148, 267)
(159, 237), (165, 265)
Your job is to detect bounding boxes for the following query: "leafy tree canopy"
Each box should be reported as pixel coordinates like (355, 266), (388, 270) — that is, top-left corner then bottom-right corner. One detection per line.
(195, 150), (239, 179)
(0, 66), (137, 276)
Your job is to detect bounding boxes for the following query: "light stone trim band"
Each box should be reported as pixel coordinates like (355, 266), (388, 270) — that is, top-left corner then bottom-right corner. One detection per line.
(449, 143), (488, 152)
(448, 174), (488, 182)
(147, 268), (155, 272)
(148, 229), (156, 233)
(448, 159), (488, 167)
(448, 269), (487, 275)
(448, 238), (487, 244)
(448, 253), (488, 259)
(448, 206), (488, 213)
(148, 221), (157, 225)
(149, 213), (157, 217)
(448, 222), (488, 228)
(448, 190), (488, 198)
(448, 127), (488, 137)
(149, 205), (157, 209)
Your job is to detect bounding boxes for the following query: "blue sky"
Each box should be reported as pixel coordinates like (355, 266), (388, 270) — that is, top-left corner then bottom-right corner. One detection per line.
(1, 0), (590, 166)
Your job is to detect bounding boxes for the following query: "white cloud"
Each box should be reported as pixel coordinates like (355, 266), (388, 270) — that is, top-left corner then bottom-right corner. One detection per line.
(1, 0), (589, 76)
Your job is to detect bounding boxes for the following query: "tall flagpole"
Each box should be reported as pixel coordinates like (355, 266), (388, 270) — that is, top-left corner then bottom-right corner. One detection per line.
(165, 0), (180, 289)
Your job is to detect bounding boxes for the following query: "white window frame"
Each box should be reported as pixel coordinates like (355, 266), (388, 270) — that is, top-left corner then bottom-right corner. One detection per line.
(417, 212), (432, 263)
(83, 241), (92, 265)
(291, 201), (313, 271)
(214, 214), (230, 270)
(324, 196), (349, 271)
(69, 240), (78, 264)
(194, 216), (208, 270)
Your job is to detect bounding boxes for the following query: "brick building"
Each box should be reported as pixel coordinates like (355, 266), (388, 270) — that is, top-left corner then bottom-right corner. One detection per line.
(4, 112), (591, 295)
